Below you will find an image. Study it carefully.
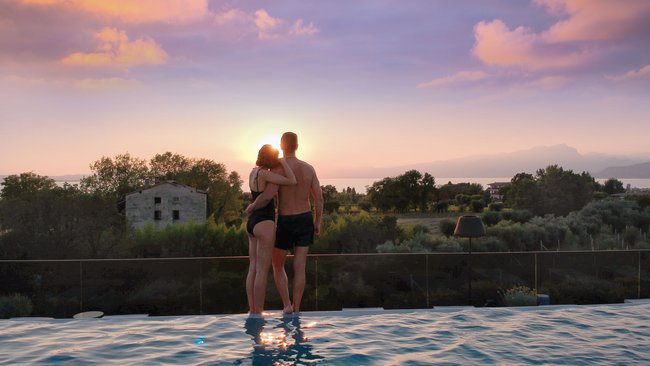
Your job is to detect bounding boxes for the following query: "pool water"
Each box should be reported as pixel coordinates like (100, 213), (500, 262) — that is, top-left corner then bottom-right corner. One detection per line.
(1, 303), (649, 365)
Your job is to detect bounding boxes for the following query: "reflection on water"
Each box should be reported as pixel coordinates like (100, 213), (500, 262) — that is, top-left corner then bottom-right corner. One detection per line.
(244, 316), (324, 365)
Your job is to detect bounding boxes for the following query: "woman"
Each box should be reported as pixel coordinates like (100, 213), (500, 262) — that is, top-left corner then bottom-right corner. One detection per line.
(245, 144), (296, 317)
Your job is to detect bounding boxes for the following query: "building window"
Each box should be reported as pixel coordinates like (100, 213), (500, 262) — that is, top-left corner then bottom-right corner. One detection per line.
(154, 210), (162, 220)
(173, 210), (180, 220)
(154, 197), (161, 204)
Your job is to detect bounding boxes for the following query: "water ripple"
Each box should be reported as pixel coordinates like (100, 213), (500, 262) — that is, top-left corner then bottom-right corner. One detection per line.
(1, 303), (650, 365)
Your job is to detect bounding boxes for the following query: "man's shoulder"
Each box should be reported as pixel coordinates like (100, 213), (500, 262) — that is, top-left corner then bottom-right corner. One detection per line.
(297, 159), (315, 171)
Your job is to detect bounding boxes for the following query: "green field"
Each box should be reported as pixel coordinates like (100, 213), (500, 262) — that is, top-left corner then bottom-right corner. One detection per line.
(395, 213), (459, 236)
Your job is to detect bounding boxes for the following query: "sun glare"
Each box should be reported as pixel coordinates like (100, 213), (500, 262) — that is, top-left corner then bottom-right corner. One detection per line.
(258, 134), (282, 156)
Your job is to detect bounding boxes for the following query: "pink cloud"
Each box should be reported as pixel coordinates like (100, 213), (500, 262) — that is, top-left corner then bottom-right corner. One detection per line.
(291, 19), (319, 36)
(472, 1), (650, 71)
(214, 8), (318, 41)
(610, 64), (650, 82)
(472, 19), (590, 69)
(74, 77), (142, 90)
(254, 9), (283, 40)
(20, 0), (209, 23)
(60, 27), (167, 68)
(536, 0), (650, 42)
(214, 8), (251, 26)
(529, 75), (569, 89)
(418, 70), (489, 88)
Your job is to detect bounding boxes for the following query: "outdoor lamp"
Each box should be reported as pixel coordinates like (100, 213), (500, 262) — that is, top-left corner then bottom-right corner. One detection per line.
(453, 215), (485, 253)
(454, 215), (485, 305)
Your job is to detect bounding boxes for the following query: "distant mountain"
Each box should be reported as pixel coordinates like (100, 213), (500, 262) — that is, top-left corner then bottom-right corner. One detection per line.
(334, 144), (650, 178)
(596, 162), (650, 179)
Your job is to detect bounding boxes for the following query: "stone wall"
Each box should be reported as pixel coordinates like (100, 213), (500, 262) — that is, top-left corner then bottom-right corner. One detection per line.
(125, 182), (207, 230)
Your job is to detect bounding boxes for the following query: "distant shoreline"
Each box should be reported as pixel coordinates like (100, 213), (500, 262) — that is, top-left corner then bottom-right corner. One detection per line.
(3, 176), (650, 194)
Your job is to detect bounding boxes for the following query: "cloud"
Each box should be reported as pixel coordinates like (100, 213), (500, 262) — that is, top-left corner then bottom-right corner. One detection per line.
(254, 9), (283, 40)
(60, 27), (167, 68)
(535, 0), (650, 42)
(610, 64), (650, 82)
(20, 0), (209, 23)
(291, 19), (319, 36)
(529, 75), (569, 89)
(472, 19), (590, 69)
(214, 8), (318, 40)
(214, 8), (251, 26)
(418, 70), (489, 88)
(74, 77), (142, 90)
(472, 1), (650, 70)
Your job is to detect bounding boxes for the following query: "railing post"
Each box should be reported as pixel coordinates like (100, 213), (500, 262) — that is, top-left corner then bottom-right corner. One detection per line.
(534, 253), (538, 292)
(79, 261), (83, 313)
(315, 256), (319, 311)
(639, 251), (642, 300)
(199, 259), (204, 315)
(425, 254), (430, 308)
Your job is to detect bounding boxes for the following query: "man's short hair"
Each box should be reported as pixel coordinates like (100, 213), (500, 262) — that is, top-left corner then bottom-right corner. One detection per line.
(281, 132), (298, 153)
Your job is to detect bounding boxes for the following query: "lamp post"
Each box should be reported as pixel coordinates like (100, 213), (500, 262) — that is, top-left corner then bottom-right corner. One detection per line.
(454, 215), (485, 306)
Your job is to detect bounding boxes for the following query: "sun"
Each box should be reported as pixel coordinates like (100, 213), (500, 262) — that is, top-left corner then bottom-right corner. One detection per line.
(257, 134), (282, 156)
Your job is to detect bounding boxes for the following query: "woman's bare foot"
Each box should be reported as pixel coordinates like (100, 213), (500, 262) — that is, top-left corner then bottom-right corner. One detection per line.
(282, 304), (293, 314)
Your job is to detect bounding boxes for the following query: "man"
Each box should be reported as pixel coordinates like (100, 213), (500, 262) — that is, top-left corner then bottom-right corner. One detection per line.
(245, 132), (323, 314)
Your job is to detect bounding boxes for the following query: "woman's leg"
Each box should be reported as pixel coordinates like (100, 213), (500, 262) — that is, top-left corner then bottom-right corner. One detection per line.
(252, 220), (275, 314)
(246, 234), (257, 314)
(272, 248), (292, 313)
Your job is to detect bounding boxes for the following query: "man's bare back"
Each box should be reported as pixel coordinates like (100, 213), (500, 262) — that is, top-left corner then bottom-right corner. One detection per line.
(277, 157), (319, 216)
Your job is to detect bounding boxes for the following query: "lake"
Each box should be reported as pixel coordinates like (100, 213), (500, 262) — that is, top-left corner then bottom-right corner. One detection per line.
(16, 177), (650, 194)
(251, 177), (650, 194)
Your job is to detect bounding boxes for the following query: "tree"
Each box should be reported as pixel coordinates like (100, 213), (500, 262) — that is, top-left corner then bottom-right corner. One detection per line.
(438, 182), (483, 201)
(321, 184), (341, 214)
(507, 173), (539, 212)
(1, 172), (57, 200)
(367, 170), (436, 212)
(603, 178), (625, 195)
(0, 185), (130, 259)
(507, 166), (595, 216)
(419, 173), (436, 211)
(80, 153), (149, 200)
(149, 152), (191, 181)
(208, 171), (244, 226)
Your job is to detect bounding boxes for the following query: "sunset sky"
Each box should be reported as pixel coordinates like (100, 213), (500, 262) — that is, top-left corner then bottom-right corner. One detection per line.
(1, 0), (649, 178)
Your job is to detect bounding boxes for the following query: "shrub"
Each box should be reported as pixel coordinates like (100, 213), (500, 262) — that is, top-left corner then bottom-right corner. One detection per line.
(488, 202), (504, 212)
(438, 218), (456, 238)
(471, 200), (485, 213)
(0, 294), (33, 318)
(501, 285), (537, 307)
(432, 239), (463, 252)
(324, 200), (341, 214)
(501, 209), (533, 223)
(434, 201), (449, 213)
(482, 211), (502, 227)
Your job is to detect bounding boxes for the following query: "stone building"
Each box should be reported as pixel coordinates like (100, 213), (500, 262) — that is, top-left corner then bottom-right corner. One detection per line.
(486, 181), (511, 202)
(125, 181), (207, 230)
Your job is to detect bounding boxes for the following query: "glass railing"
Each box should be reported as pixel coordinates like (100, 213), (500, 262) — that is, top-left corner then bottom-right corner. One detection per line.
(1, 250), (648, 318)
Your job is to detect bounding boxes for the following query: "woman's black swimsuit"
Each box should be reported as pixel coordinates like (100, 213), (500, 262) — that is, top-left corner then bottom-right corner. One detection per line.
(246, 169), (275, 235)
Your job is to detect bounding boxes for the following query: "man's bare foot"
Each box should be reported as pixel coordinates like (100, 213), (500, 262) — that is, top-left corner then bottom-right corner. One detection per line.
(282, 304), (293, 314)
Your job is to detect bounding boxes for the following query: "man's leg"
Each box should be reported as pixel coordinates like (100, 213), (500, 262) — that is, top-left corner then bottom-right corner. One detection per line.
(272, 247), (292, 313)
(291, 246), (309, 313)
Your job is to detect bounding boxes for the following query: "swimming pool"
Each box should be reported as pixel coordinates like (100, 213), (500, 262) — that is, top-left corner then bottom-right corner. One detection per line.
(1, 303), (649, 365)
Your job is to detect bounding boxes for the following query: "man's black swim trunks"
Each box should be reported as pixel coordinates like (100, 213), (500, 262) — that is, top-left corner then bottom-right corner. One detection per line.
(275, 212), (314, 250)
